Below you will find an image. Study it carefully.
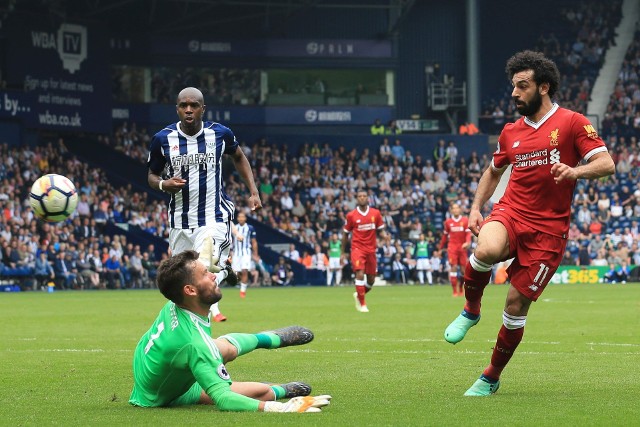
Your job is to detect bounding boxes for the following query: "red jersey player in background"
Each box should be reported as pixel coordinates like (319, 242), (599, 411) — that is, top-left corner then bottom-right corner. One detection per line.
(439, 203), (472, 297)
(341, 189), (385, 313)
(444, 50), (614, 396)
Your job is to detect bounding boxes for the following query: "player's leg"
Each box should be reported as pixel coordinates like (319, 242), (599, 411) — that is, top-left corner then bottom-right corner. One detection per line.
(239, 267), (250, 298)
(457, 250), (469, 295)
(215, 326), (314, 362)
(351, 248), (368, 312)
(196, 224), (234, 321)
(230, 381), (311, 401)
(465, 231), (564, 396)
(449, 258), (459, 296)
(445, 220), (510, 344)
(359, 253), (377, 312)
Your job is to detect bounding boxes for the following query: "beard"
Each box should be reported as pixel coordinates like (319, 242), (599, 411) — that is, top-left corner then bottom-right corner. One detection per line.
(514, 90), (543, 117)
(198, 286), (222, 306)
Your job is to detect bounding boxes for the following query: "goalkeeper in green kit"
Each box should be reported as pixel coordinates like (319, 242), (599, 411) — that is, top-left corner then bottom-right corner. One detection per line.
(129, 249), (331, 413)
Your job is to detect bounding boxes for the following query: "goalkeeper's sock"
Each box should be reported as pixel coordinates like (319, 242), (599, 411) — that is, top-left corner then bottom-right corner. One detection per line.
(221, 333), (281, 356)
(270, 385), (286, 400)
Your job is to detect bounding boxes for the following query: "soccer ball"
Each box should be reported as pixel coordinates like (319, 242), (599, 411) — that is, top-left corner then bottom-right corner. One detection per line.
(29, 174), (78, 222)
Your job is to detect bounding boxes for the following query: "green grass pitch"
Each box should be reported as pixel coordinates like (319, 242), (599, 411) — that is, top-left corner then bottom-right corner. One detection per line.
(1, 283), (639, 426)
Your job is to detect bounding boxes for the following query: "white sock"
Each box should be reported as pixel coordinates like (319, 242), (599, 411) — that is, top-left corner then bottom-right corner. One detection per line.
(214, 269), (228, 284)
(336, 270), (342, 285)
(418, 271), (424, 284)
(210, 302), (221, 316)
(427, 271), (433, 285)
(327, 271), (334, 286)
(240, 282), (248, 292)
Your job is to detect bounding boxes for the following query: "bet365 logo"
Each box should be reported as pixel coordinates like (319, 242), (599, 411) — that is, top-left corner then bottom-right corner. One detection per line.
(30, 23), (87, 74)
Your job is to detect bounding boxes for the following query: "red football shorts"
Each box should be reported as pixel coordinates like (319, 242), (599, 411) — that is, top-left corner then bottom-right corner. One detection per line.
(447, 246), (468, 267)
(350, 247), (377, 276)
(484, 210), (567, 301)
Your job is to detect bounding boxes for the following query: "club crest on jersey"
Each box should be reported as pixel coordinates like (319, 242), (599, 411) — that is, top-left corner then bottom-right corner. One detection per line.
(583, 124), (599, 140)
(217, 364), (231, 380)
(548, 128), (560, 146)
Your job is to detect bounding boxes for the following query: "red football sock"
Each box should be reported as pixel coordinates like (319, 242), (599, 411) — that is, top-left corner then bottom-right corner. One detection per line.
(450, 275), (458, 294)
(355, 285), (367, 305)
(483, 325), (524, 381)
(462, 263), (492, 316)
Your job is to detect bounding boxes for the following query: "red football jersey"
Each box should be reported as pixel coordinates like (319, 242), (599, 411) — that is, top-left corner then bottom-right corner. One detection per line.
(440, 216), (471, 249)
(493, 104), (607, 236)
(344, 206), (384, 254)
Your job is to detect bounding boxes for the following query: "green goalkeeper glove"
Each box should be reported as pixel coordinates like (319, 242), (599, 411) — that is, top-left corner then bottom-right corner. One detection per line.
(263, 395), (332, 413)
(199, 235), (221, 273)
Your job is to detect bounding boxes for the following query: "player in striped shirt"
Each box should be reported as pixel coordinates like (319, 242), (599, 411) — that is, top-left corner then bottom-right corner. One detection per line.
(147, 87), (262, 322)
(130, 250), (331, 412)
(231, 212), (257, 298)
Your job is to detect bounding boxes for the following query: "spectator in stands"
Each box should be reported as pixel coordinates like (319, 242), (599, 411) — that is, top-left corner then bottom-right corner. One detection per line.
(310, 245), (328, 271)
(77, 249), (100, 289)
(271, 256), (293, 286)
(391, 252), (407, 284)
(385, 120), (402, 135)
(370, 119), (385, 135)
(54, 251), (77, 290)
(300, 250), (312, 269)
(433, 139), (448, 162)
(33, 251), (54, 291)
(615, 261), (630, 284)
(561, 250), (576, 266)
(430, 249), (445, 284)
(284, 244), (300, 263)
(591, 249), (608, 266)
(104, 254), (123, 289)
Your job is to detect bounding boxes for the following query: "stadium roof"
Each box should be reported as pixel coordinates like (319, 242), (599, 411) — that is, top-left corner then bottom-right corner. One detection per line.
(7, 0), (415, 37)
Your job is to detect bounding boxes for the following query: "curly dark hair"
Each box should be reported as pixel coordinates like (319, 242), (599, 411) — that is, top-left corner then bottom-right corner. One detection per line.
(156, 250), (199, 304)
(506, 50), (560, 98)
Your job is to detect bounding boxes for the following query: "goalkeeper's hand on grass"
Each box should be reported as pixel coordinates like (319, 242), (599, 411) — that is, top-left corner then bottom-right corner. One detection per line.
(263, 395), (332, 413)
(198, 236), (221, 273)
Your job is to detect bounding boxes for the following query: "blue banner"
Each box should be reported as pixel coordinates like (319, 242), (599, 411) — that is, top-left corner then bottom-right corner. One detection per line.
(152, 38), (392, 58)
(4, 20), (111, 133)
(113, 104), (394, 127)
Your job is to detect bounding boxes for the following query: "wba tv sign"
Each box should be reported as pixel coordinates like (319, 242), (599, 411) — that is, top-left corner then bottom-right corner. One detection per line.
(5, 19), (110, 132)
(31, 23), (88, 74)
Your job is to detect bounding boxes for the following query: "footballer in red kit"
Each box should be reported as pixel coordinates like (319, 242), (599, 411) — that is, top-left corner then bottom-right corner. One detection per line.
(342, 190), (385, 313)
(440, 203), (472, 296)
(443, 51), (615, 397)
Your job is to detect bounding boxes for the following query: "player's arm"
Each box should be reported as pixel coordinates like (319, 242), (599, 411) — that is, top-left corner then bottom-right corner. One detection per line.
(468, 164), (506, 236)
(251, 237), (258, 258)
(147, 135), (185, 194)
(229, 146), (262, 212)
(340, 230), (350, 262)
(551, 151), (615, 183)
(438, 227), (448, 250)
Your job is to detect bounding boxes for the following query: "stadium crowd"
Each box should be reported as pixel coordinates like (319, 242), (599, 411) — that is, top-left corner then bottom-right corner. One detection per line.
(480, 0), (622, 133)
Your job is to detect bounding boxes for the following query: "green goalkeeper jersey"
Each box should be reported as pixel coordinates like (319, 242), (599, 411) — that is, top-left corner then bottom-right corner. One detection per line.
(129, 301), (260, 411)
